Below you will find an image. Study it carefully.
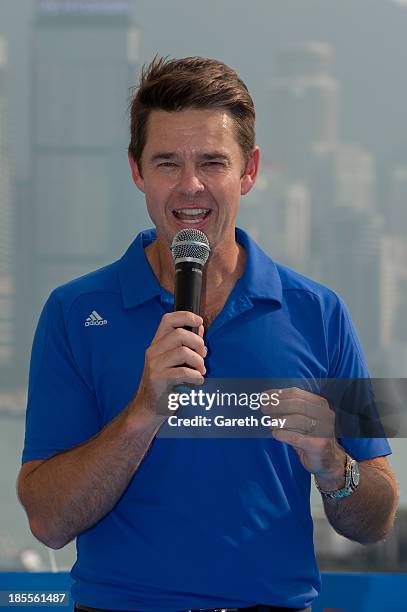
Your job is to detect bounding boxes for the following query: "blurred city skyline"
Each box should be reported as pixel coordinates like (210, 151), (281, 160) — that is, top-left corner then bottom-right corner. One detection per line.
(3, 0), (407, 175)
(1, 0), (407, 572)
(1, 0), (407, 386)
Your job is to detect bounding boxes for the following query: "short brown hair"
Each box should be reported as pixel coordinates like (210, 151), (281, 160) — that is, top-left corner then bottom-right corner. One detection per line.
(128, 55), (255, 170)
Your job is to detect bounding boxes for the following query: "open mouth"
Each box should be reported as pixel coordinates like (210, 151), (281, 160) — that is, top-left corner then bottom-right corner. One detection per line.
(172, 208), (212, 224)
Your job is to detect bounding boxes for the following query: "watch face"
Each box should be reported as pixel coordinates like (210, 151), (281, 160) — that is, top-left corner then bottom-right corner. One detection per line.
(351, 461), (360, 487)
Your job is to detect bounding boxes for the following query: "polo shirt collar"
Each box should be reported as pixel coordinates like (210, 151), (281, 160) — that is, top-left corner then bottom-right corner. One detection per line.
(118, 227), (283, 309)
(235, 227), (283, 304)
(118, 228), (161, 309)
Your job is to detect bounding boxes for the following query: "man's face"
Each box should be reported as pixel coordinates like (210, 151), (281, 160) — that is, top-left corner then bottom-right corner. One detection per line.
(128, 108), (259, 250)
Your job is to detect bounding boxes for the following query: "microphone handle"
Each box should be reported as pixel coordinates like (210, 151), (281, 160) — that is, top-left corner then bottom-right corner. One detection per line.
(172, 261), (205, 395)
(174, 261), (204, 334)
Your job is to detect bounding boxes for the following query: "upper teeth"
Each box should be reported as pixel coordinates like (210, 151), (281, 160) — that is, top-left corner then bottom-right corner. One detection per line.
(174, 208), (209, 215)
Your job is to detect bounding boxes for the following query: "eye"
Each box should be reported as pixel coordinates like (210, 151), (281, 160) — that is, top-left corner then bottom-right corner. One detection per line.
(203, 161), (224, 167)
(158, 162), (177, 167)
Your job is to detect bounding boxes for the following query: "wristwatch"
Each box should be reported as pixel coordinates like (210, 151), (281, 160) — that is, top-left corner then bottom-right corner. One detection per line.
(315, 454), (360, 499)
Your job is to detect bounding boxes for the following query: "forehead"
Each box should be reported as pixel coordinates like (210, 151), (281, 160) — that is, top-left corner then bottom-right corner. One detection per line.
(143, 109), (240, 155)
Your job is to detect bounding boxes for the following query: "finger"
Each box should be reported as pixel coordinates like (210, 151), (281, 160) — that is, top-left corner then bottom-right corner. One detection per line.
(151, 326), (207, 359)
(153, 345), (206, 375)
(279, 387), (327, 402)
(272, 429), (317, 450)
(261, 397), (327, 419)
(166, 365), (206, 387)
(270, 387), (329, 409)
(274, 414), (334, 437)
(154, 312), (204, 341)
(279, 414), (314, 435)
(153, 367), (206, 415)
(266, 401), (335, 427)
(262, 390), (332, 421)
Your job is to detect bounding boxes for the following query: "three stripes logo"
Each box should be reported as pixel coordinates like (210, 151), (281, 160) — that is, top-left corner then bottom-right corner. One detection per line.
(85, 310), (108, 327)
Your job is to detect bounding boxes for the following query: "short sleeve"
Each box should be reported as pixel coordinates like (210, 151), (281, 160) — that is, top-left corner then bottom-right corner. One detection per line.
(327, 294), (370, 379)
(22, 290), (101, 463)
(326, 293), (392, 461)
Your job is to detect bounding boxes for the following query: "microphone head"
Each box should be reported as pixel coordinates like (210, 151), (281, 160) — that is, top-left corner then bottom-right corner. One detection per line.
(170, 228), (211, 266)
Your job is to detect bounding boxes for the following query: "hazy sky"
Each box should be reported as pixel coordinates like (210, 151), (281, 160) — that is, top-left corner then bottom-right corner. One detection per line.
(1, 0), (407, 180)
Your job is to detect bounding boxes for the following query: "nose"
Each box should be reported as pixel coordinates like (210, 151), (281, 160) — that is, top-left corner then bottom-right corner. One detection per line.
(176, 165), (205, 196)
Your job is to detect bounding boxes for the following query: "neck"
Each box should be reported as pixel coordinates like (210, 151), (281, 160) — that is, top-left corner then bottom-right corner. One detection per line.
(145, 231), (245, 301)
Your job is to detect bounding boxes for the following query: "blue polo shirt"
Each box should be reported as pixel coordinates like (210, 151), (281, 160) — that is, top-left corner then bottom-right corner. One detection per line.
(22, 228), (391, 611)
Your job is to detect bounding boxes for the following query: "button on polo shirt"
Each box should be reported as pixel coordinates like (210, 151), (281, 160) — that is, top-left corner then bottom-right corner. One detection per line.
(22, 227), (391, 612)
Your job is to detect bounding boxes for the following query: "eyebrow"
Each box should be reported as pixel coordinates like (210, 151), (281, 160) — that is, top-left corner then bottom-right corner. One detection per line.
(149, 152), (232, 163)
(150, 152), (177, 162)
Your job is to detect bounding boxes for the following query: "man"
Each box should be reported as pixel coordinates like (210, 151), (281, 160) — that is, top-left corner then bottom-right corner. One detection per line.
(18, 56), (399, 612)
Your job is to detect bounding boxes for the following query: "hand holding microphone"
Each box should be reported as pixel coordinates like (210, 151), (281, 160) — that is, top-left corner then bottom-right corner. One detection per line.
(134, 229), (210, 417)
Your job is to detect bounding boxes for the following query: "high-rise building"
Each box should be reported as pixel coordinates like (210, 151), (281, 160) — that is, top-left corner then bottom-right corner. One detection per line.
(306, 133), (379, 359)
(334, 144), (376, 214)
(309, 143), (377, 274)
(318, 207), (383, 360)
(14, 177), (33, 386)
(379, 235), (407, 375)
(0, 36), (15, 385)
(268, 42), (339, 178)
(238, 166), (311, 276)
(30, 0), (142, 319)
(389, 165), (407, 236)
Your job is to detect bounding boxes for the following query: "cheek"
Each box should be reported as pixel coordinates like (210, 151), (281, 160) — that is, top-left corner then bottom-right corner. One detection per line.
(214, 180), (242, 206)
(144, 193), (161, 219)
(149, 177), (178, 198)
(145, 181), (165, 202)
(208, 173), (241, 193)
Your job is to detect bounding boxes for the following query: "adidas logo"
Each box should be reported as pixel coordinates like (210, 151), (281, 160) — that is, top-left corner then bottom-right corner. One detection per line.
(85, 310), (108, 327)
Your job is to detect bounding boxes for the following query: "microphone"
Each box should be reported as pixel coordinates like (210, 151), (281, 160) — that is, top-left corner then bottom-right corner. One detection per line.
(170, 228), (211, 333)
(169, 229), (210, 398)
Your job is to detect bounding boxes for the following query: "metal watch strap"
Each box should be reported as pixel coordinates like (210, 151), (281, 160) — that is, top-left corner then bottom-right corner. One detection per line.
(315, 454), (359, 500)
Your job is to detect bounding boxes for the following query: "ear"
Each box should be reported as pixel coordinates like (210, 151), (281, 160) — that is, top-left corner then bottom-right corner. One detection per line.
(128, 152), (145, 193)
(240, 146), (260, 196)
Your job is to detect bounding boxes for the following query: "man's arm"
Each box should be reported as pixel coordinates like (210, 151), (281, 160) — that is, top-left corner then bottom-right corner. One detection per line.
(265, 387), (399, 545)
(17, 311), (206, 550)
(316, 455), (399, 545)
(17, 402), (165, 550)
